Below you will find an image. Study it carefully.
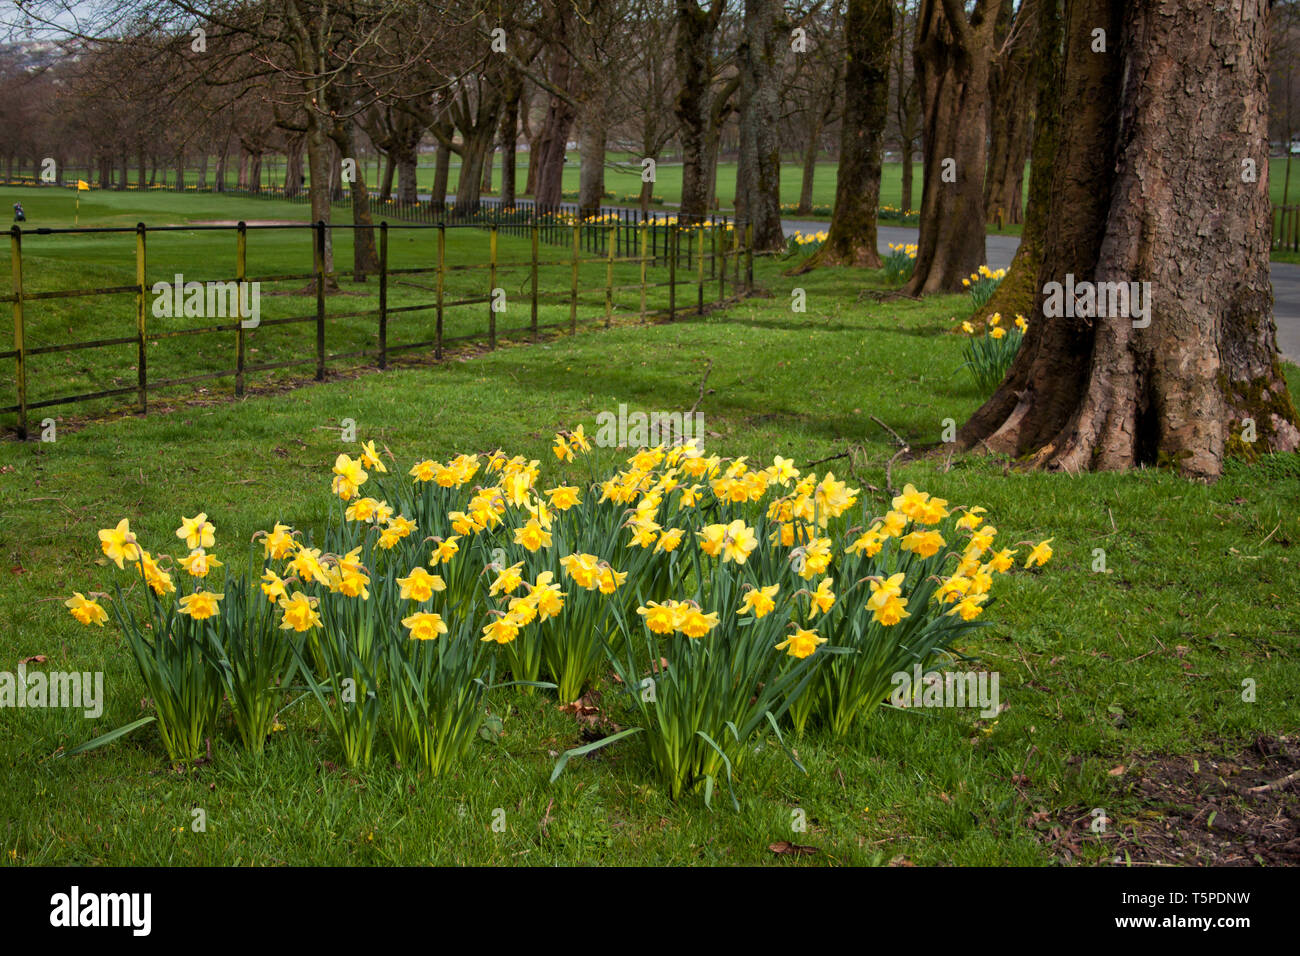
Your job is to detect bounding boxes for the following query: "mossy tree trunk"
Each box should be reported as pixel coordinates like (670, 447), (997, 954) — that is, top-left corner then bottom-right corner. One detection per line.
(675, 0), (726, 225)
(903, 0), (999, 296)
(983, 0), (1035, 227)
(971, 0), (1059, 326)
(797, 0), (893, 270)
(736, 0), (787, 251)
(958, 0), (1299, 478)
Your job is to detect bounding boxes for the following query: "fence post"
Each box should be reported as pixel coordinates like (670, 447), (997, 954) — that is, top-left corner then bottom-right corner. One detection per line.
(234, 221), (246, 397)
(378, 221), (388, 369)
(605, 224), (615, 328)
(135, 223), (147, 415)
(668, 223), (677, 321)
(436, 223), (445, 359)
(314, 220), (326, 380)
(732, 221), (741, 292)
(639, 220), (648, 321)
(718, 222), (726, 302)
(697, 224), (705, 315)
(570, 222), (579, 335)
(530, 221), (539, 338)
(489, 223), (498, 350)
(745, 223), (754, 293)
(10, 226), (26, 439)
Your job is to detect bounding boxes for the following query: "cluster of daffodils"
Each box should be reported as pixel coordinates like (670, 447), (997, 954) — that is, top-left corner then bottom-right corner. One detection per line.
(68, 429), (1053, 790)
(884, 242), (919, 283)
(962, 264), (1008, 309)
(788, 229), (829, 252)
(957, 311), (1029, 397)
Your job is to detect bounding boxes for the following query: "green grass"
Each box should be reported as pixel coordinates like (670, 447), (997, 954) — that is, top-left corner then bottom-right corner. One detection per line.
(1, 187), (730, 419)
(26, 153), (1300, 217)
(1, 190), (1297, 866)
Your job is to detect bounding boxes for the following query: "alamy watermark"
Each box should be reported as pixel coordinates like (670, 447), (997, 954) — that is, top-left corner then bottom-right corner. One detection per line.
(1042, 274), (1151, 328)
(151, 274), (260, 328)
(889, 664), (1000, 718)
(594, 403), (705, 449)
(0, 662), (103, 718)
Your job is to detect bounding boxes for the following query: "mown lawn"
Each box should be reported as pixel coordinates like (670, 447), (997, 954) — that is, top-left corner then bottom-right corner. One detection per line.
(0, 191), (1297, 866)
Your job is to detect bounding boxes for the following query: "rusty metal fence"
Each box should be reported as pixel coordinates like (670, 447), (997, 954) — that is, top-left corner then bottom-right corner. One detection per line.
(3, 219), (754, 439)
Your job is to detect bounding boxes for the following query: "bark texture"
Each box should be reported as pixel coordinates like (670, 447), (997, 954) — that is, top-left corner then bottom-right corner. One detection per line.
(904, 0), (999, 295)
(797, 0), (893, 270)
(958, 0), (1300, 478)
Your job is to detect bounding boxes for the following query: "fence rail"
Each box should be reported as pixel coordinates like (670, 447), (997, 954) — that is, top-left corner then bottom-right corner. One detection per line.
(3, 218), (754, 439)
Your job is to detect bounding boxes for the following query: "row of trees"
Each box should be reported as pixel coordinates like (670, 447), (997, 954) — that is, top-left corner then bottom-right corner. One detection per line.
(4, 0), (1299, 475)
(3, 3), (929, 221)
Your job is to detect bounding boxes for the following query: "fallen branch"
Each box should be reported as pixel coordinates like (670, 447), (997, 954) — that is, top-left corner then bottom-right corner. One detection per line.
(688, 358), (714, 417)
(1246, 769), (1300, 795)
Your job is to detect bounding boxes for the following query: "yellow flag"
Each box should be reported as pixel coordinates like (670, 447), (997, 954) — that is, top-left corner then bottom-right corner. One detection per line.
(76, 180), (90, 191)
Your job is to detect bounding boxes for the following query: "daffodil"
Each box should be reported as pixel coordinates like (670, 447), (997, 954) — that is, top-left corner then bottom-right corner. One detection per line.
(403, 611), (448, 641)
(179, 590), (223, 620)
(278, 592), (322, 631)
(808, 578), (835, 617)
(397, 567), (446, 602)
(98, 518), (141, 569)
(1025, 538), (1054, 568)
(65, 592), (108, 626)
(776, 627), (826, 660)
(738, 584), (780, 618)
(175, 513), (216, 550)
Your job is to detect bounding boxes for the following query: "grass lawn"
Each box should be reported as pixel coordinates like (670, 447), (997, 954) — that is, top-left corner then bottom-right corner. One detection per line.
(1, 190), (1297, 866)
(29, 152), (1300, 217)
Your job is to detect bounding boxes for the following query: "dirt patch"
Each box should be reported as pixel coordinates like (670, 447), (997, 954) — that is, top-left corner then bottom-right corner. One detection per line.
(1049, 735), (1300, 865)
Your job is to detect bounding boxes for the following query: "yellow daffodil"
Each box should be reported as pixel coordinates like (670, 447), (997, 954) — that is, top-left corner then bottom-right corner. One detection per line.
(98, 518), (141, 569)
(179, 590), (223, 620)
(175, 513), (215, 550)
(278, 592), (321, 632)
(776, 627), (826, 659)
(65, 592), (108, 626)
(738, 584), (780, 618)
(403, 611), (448, 641)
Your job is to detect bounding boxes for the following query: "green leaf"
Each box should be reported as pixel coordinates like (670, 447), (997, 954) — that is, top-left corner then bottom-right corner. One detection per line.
(549, 727), (643, 783)
(57, 716), (156, 758)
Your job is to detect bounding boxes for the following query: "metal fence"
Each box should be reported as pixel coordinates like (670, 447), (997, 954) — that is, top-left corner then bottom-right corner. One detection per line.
(2, 218), (754, 439)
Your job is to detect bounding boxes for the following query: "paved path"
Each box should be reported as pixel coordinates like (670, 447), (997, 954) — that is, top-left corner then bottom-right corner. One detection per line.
(783, 220), (1300, 363)
(425, 198), (1300, 363)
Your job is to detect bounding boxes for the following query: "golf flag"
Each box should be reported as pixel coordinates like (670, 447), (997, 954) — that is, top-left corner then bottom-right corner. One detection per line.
(75, 180), (89, 225)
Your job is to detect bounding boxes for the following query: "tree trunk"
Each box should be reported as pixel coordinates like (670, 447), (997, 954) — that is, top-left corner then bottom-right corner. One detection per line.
(903, 0), (998, 295)
(379, 153), (395, 201)
(675, 0), (724, 224)
(481, 142), (494, 194)
(500, 86), (520, 209)
(797, 0), (893, 270)
(284, 138), (303, 197)
(972, 0), (1058, 326)
(432, 140), (451, 211)
(736, 0), (786, 251)
(305, 117), (337, 289)
(396, 150), (418, 204)
(331, 122), (379, 281)
(578, 117), (607, 216)
(534, 25), (577, 210)
(983, 0), (1036, 226)
(455, 135), (489, 213)
(796, 118), (822, 216)
(958, 0), (1299, 478)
